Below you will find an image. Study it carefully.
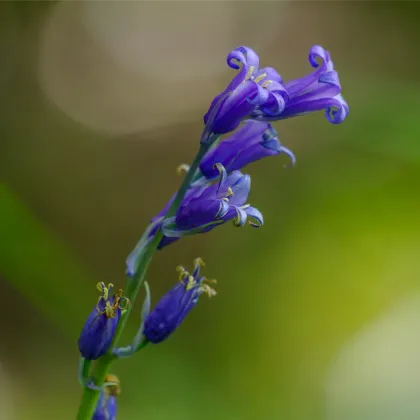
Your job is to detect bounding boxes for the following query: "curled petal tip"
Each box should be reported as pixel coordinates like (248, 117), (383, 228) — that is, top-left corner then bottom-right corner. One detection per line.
(281, 146), (296, 168)
(246, 84), (270, 105)
(233, 206), (248, 227)
(326, 94), (349, 124)
(216, 200), (230, 219)
(227, 46), (260, 70)
(308, 45), (330, 69)
(213, 163), (228, 194)
(245, 206), (264, 228)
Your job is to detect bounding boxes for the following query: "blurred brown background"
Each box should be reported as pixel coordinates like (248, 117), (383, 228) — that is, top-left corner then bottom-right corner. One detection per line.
(1, 1), (420, 419)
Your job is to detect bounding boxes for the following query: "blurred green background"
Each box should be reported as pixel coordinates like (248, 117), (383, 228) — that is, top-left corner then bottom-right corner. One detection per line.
(1, 1), (420, 419)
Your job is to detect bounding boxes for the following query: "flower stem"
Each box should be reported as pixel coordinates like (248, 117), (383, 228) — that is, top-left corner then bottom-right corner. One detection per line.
(76, 143), (210, 420)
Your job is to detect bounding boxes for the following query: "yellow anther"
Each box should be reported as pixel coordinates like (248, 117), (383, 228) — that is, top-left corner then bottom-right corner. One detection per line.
(185, 275), (196, 291)
(203, 278), (217, 285)
(97, 282), (114, 301)
(105, 301), (114, 318)
(261, 80), (273, 88)
(194, 257), (205, 268)
(96, 282), (105, 293)
(105, 374), (121, 397)
(176, 164), (190, 176)
(96, 284), (127, 317)
(226, 187), (234, 198)
(244, 66), (255, 82)
(118, 296), (130, 310)
(199, 284), (217, 298)
(253, 73), (267, 84)
(177, 266), (190, 282)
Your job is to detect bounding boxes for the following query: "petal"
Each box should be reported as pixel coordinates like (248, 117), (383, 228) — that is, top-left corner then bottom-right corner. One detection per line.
(284, 45), (334, 98)
(268, 96), (347, 123)
(78, 310), (119, 360)
(227, 46), (260, 71)
(204, 47), (259, 130)
(260, 91), (287, 116)
(289, 70), (341, 105)
(228, 174), (251, 206)
(199, 121), (269, 178)
(284, 72), (319, 98)
(175, 200), (223, 230)
(245, 206), (264, 227)
(326, 94), (349, 124)
(215, 199), (230, 219)
(265, 81), (289, 99)
(201, 170), (244, 199)
(280, 145), (296, 167)
(254, 66), (283, 84)
(203, 91), (232, 130)
(232, 206), (248, 227)
(247, 83), (270, 105)
(108, 396), (117, 420)
(157, 236), (179, 250)
(210, 82), (259, 134)
(214, 163), (228, 194)
(308, 45), (332, 70)
(319, 70), (341, 88)
(220, 141), (279, 174)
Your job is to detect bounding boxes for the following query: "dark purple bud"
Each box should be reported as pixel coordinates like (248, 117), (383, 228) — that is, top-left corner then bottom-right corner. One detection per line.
(143, 259), (216, 343)
(78, 283), (129, 360)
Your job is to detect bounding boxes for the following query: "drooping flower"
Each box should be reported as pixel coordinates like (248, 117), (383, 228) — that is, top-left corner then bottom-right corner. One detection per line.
(203, 45), (348, 139)
(78, 283), (129, 360)
(93, 374), (119, 420)
(199, 120), (295, 179)
(155, 165), (263, 249)
(252, 45), (349, 124)
(202, 46), (288, 138)
(143, 258), (216, 343)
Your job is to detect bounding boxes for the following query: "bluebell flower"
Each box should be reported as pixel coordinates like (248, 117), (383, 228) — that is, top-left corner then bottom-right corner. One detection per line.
(203, 46), (288, 137)
(252, 45), (349, 124)
(143, 258), (216, 343)
(203, 45), (348, 138)
(78, 283), (129, 360)
(93, 374), (119, 420)
(154, 165), (263, 249)
(199, 120), (295, 179)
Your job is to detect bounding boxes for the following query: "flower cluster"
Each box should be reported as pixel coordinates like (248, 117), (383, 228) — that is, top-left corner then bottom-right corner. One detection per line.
(202, 44), (348, 139)
(77, 43), (348, 420)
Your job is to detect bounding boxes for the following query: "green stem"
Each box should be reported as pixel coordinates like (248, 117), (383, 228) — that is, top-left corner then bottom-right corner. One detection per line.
(76, 143), (210, 420)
